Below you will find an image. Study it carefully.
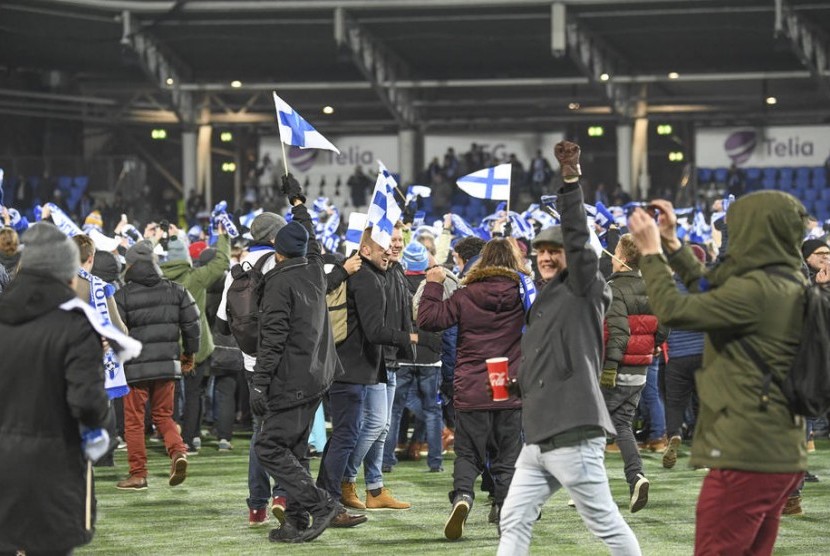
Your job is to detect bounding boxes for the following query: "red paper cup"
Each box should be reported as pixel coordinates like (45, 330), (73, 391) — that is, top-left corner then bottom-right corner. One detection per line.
(486, 357), (510, 401)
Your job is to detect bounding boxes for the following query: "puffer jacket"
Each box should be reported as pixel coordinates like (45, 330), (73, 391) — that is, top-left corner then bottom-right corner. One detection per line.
(115, 260), (201, 383)
(640, 190), (807, 473)
(603, 270), (668, 375)
(417, 265), (523, 411)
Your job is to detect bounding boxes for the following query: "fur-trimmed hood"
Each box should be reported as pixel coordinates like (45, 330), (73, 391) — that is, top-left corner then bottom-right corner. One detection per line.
(461, 265), (523, 314)
(461, 265), (521, 286)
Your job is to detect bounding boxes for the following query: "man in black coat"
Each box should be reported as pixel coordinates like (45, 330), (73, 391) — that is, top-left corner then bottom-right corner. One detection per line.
(0, 222), (110, 555)
(249, 177), (342, 543)
(114, 239), (201, 490)
(317, 224), (427, 522)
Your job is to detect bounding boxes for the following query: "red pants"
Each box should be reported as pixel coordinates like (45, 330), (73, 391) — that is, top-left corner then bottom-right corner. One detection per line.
(695, 468), (803, 556)
(123, 379), (187, 478)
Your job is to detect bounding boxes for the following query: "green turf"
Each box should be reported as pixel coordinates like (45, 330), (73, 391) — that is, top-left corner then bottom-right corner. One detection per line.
(79, 436), (830, 555)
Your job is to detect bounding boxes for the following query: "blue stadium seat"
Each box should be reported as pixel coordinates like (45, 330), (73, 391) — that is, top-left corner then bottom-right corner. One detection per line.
(796, 167), (811, 180)
(745, 167), (762, 180)
(812, 167), (827, 180)
(779, 167), (794, 181)
(778, 175), (794, 190)
(713, 167), (729, 183)
(814, 175), (827, 188)
(762, 167), (778, 180)
(821, 188), (830, 202)
(697, 168), (713, 183)
(762, 176), (776, 189)
(795, 176), (811, 189)
(804, 189), (820, 202)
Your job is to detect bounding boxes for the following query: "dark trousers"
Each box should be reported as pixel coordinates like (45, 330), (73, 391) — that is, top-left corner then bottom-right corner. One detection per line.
(317, 381), (365, 501)
(181, 360), (209, 446)
(255, 398), (333, 520)
(452, 408), (522, 506)
(695, 469), (802, 556)
(664, 355), (701, 438)
(213, 373), (237, 441)
(603, 383), (644, 485)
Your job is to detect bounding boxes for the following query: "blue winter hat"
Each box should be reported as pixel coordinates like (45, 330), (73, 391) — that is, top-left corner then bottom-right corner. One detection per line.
(275, 220), (308, 258)
(402, 241), (429, 272)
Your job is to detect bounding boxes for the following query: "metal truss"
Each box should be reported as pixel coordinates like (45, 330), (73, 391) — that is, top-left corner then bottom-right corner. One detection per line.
(775, 0), (830, 99)
(334, 7), (417, 127)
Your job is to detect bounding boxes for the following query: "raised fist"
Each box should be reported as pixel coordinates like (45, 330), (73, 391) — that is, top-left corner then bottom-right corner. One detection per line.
(554, 141), (582, 180)
(281, 173), (306, 205)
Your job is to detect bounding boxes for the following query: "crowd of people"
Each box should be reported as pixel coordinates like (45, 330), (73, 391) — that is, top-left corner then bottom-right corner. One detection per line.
(0, 140), (823, 555)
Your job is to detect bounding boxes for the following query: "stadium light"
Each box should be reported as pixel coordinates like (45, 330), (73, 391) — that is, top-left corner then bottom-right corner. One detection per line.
(230, 80), (242, 88)
(568, 102), (580, 110)
(599, 73), (610, 82)
(766, 96), (778, 105)
(587, 126), (604, 137)
(322, 105), (335, 115)
(220, 131), (233, 143)
(221, 162), (237, 173)
(165, 77), (174, 86)
(656, 124), (673, 135)
(668, 72), (679, 79)
(151, 129), (167, 140)
(668, 151), (684, 162)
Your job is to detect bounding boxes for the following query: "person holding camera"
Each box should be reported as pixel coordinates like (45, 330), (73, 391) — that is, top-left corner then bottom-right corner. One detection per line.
(114, 239), (201, 491)
(497, 142), (641, 556)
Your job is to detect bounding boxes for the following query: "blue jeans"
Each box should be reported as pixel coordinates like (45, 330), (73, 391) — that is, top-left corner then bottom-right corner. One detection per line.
(344, 372), (395, 490)
(498, 438), (642, 556)
(247, 413), (285, 510)
(384, 367), (414, 468)
(317, 381), (365, 500)
(307, 402), (328, 453)
(638, 357), (666, 440)
(403, 366), (443, 469)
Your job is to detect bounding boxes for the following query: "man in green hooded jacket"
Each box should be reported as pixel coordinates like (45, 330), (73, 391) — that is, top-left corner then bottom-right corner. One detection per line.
(161, 224), (230, 452)
(628, 192), (807, 556)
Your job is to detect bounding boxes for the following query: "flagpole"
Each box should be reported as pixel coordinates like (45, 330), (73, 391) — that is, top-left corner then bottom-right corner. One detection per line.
(280, 141), (289, 177)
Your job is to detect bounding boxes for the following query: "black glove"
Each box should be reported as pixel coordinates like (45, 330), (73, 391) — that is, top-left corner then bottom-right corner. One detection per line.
(440, 378), (454, 404)
(418, 332), (444, 354)
(249, 383), (269, 417)
(281, 173), (306, 204)
(502, 220), (513, 238)
(402, 204), (415, 225)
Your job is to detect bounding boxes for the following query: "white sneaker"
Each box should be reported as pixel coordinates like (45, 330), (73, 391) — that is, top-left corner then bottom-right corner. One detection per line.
(218, 439), (233, 451)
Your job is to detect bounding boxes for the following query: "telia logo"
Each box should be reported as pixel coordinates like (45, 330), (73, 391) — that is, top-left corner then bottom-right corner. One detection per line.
(289, 146), (319, 172)
(723, 130), (757, 165)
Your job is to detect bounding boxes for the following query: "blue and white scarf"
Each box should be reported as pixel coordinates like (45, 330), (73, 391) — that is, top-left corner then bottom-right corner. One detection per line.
(77, 268), (132, 399)
(517, 271), (538, 332)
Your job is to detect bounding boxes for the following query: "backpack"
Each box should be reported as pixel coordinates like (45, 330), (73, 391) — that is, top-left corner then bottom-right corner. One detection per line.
(740, 267), (830, 418)
(225, 253), (271, 355)
(326, 281), (348, 345)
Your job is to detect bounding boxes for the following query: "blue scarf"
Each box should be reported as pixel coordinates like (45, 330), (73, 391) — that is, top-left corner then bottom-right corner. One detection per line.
(78, 267), (130, 399)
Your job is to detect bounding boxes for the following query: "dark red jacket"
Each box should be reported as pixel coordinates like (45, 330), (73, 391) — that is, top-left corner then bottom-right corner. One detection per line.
(417, 265), (524, 411)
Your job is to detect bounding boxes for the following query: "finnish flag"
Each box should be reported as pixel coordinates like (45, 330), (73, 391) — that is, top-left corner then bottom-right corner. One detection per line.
(457, 163), (511, 200)
(367, 161), (402, 250)
(272, 92), (340, 154)
(343, 211), (368, 255)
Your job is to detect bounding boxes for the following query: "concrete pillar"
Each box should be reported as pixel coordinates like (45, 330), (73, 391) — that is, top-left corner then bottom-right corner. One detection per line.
(617, 124), (632, 194)
(398, 127), (424, 186)
(181, 128), (197, 206)
(197, 124), (213, 208)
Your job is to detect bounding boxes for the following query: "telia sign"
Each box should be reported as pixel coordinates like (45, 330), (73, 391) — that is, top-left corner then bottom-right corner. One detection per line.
(696, 126), (830, 168)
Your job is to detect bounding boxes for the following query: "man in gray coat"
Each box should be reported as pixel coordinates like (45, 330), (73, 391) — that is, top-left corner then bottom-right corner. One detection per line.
(497, 142), (641, 556)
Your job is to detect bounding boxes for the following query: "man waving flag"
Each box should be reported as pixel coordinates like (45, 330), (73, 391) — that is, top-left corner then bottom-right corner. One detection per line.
(272, 92), (340, 155)
(367, 161), (402, 250)
(457, 163), (511, 200)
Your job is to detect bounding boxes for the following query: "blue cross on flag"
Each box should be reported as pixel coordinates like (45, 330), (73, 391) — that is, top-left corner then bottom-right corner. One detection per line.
(367, 161), (403, 250)
(457, 163), (511, 200)
(272, 92), (340, 154)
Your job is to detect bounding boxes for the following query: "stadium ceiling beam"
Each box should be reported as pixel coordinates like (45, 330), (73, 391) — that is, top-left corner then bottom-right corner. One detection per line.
(775, 0), (830, 99)
(333, 7), (417, 127)
(172, 71), (817, 93)
(119, 10), (196, 124)
(35, 0), (735, 14)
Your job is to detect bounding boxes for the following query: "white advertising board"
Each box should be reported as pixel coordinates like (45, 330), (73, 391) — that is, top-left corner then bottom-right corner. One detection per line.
(695, 126), (830, 168)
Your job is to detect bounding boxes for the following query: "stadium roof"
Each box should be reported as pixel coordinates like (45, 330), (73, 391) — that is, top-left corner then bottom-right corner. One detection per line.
(2, 0), (830, 133)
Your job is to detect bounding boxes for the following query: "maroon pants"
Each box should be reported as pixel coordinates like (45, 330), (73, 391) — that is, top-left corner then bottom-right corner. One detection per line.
(695, 468), (803, 556)
(124, 379), (187, 478)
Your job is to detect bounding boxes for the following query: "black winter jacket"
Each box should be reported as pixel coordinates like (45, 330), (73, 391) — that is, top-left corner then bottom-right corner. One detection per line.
(0, 271), (110, 553)
(336, 258), (413, 385)
(115, 260), (201, 383)
(253, 203), (343, 410)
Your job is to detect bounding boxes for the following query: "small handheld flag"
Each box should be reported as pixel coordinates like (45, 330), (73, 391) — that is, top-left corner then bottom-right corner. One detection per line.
(272, 92), (340, 155)
(457, 164), (511, 201)
(367, 161), (403, 250)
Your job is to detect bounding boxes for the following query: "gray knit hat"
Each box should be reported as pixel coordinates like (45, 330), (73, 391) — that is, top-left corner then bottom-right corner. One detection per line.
(250, 212), (286, 243)
(19, 222), (80, 283)
(125, 240), (157, 266)
(166, 236), (191, 264)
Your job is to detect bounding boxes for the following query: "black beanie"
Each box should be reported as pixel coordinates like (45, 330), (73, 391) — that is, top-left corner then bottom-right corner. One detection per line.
(275, 221), (308, 258)
(802, 238), (827, 261)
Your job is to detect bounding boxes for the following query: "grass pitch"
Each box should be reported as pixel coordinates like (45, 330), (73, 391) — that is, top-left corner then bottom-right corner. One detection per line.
(79, 436), (830, 555)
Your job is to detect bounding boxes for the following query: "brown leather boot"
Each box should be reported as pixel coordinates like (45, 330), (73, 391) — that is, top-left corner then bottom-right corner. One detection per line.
(116, 475), (148, 491)
(782, 495), (804, 516)
(169, 452), (188, 486)
(341, 481), (366, 510)
(366, 487), (411, 510)
(554, 141), (582, 180)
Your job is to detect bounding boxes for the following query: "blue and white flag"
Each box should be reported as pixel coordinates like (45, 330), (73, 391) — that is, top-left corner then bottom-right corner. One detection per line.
(240, 208), (263, 231)
(509, 211), (535, 241)
(367, 161), (402, 250)
(406, 185), (432, 205)
(344, 211), (367, 255)
(592, 201), (615, 230)
(272, 92), (340, 154)
(457, 163), (511, 200)
(413, 210), (426, 228)
(689, 210), (712, 244)
(42, 203), (83, 237)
